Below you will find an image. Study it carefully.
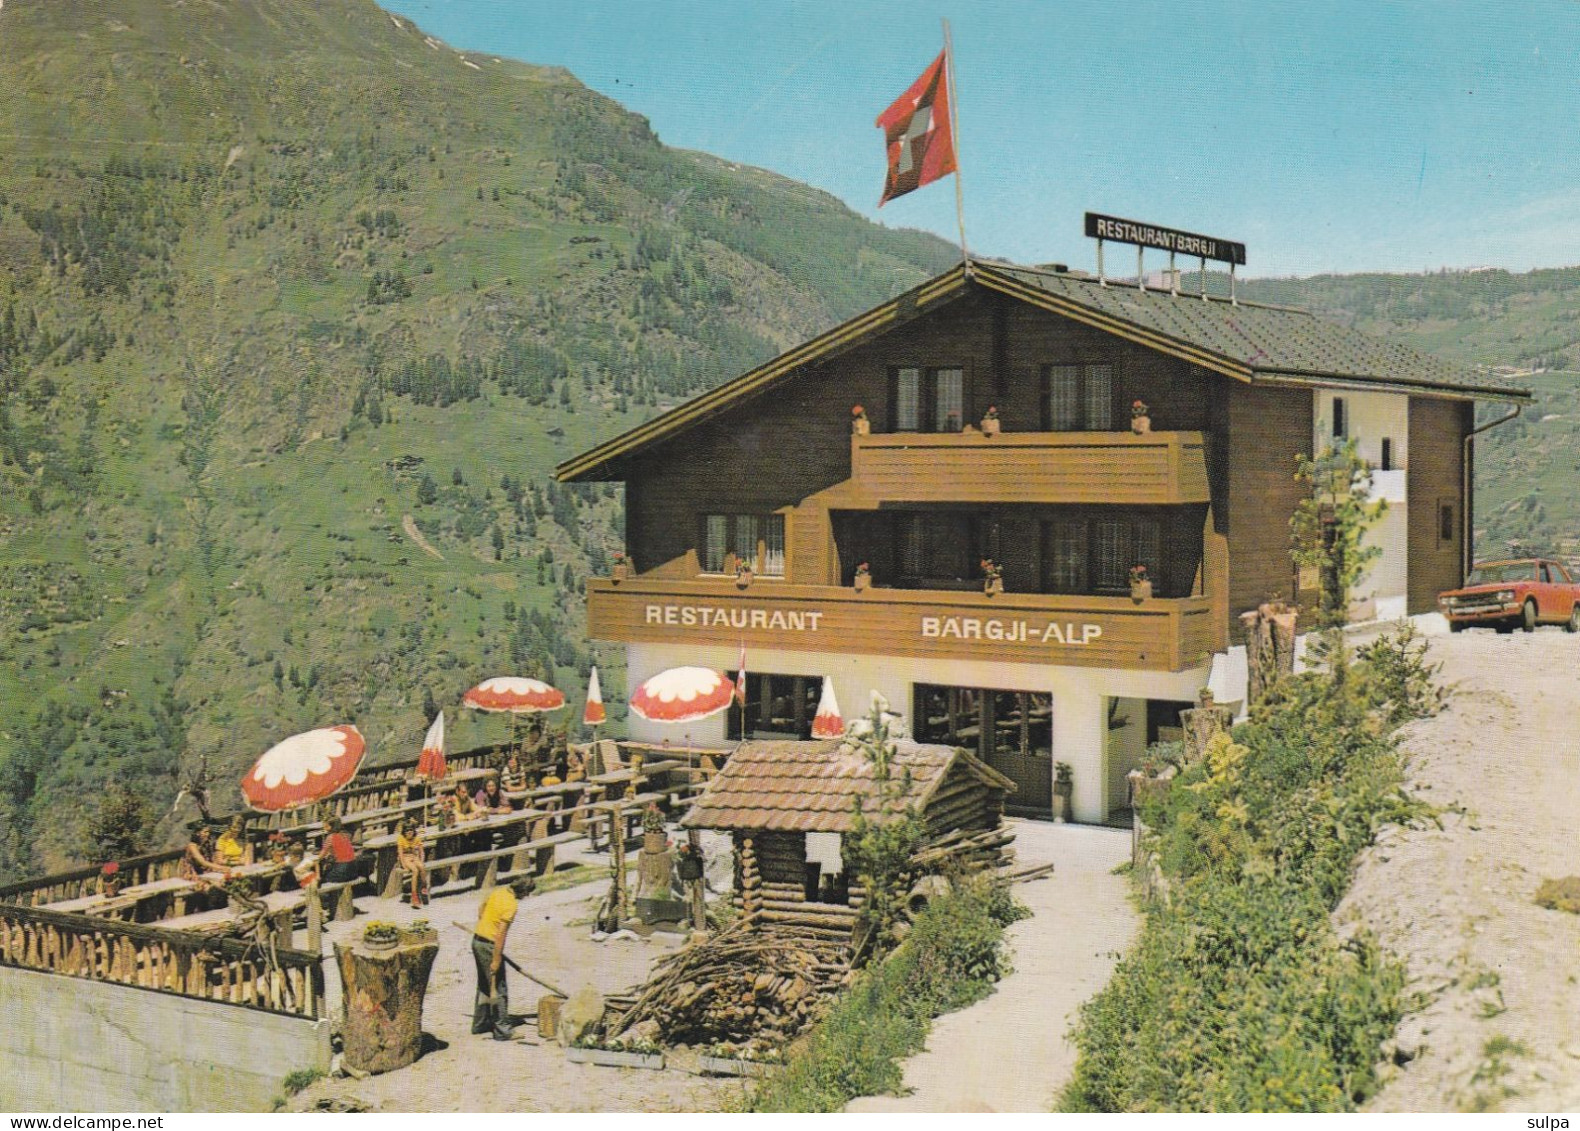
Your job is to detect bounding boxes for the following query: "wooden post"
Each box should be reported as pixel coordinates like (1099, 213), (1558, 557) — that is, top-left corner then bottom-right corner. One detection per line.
(1239, 602), (1299, 708)
(306, 886), (324, 952)
(687, 829), (707, 932)
(333, 931), (439, 1074)
(610, 801), (628, 923)
(1180, 700), (1234, 766)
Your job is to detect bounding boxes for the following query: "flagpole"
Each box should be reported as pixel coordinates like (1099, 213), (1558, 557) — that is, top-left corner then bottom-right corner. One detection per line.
(943, 18), (970, 268)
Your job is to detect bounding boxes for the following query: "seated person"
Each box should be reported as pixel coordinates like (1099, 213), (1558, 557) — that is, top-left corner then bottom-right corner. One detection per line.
(449, 781), (480, 823)
(317, 816), (374, 885)
(396, 819), (428, 908)
(499, 753), (529, 793)
(474, 775), (512, 815)
(215, 816), (250, 867)
(564, 746), (586, 783)
(286, 841), (315, 889)
(179, 826), (230, 888)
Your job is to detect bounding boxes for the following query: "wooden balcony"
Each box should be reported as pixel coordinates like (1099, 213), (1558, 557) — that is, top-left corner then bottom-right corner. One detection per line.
(844, 430), (1210, 506)
(587, 576), (1221, 673)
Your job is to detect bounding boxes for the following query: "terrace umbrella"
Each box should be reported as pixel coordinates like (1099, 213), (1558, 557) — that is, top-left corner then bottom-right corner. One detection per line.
(629, 666), (736, 749)
(811, 677), (845, 738)
(416, 712), (447, 781)
(462, 676), (566, 763)
(583, 666), (607, 731)
(242, 724), (366, 813)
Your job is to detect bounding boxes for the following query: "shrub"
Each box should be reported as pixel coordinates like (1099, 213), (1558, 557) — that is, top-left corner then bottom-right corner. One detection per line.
(744, 878), (1018, 1113)
(1061, 662), (1429, 1113)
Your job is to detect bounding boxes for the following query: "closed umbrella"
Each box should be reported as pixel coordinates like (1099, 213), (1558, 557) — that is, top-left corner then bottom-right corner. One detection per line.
(811, 678), (845, 738)
(242, 725), (366, 812)
(416, 712), (447, 780)
(583, 666), (607, 730)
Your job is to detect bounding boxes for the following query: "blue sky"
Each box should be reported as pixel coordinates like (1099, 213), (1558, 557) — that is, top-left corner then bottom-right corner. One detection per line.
(384, 0), (1580, 278)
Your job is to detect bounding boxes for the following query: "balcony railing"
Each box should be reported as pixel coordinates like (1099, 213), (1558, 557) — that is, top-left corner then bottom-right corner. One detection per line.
(848, 429), (1210, 506)
(587, 576), (1220, 673)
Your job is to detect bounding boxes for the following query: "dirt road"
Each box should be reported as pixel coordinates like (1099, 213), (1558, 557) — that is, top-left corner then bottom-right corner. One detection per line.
(1339, 624), (1580, 1112)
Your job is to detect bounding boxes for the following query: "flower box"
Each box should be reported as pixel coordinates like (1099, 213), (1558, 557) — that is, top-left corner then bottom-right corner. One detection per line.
(700, 1055), (779, 1078)
(566, 1046), (666, 1070)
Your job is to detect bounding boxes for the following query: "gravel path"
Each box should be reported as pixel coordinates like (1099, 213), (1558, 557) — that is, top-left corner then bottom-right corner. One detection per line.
(845, 822), (1138, 1113)
(1337, 623), (1580, 1112)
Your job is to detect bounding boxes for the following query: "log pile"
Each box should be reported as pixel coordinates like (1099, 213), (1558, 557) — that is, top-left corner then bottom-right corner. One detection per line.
(909, 825), (1015, 873)
(608, 921), (851, 1048)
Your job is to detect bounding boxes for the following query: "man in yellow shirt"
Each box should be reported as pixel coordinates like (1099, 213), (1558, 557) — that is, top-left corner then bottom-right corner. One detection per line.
(472, 875), (535, 1039)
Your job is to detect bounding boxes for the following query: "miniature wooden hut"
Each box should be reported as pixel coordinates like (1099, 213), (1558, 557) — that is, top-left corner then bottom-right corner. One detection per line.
(682, 738), (1015, 935)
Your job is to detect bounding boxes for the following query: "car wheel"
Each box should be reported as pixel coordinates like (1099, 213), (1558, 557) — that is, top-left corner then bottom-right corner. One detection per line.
(1449, 621), (1466, 633)
(1496, 623), (1515, 634)
(1522, 600), (1538, 632)
(1568, 606), (1580, 634)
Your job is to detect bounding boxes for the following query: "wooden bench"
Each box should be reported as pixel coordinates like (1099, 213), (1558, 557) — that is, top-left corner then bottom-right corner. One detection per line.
(153, 890), (305, 949)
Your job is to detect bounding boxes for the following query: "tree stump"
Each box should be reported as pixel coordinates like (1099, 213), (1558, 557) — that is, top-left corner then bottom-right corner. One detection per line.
(333, 931), (439, 1074)
(1239, 602), (1298, 707)
(1179, 704), (1234, 765)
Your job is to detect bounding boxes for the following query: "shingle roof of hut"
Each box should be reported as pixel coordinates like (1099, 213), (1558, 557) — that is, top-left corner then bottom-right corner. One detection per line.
(681, 738), (1015, 833)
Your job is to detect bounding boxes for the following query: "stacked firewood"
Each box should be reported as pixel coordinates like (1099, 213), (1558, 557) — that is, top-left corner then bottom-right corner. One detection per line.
(608, 921), (852, 1047)
(910, 825), (1016, 872)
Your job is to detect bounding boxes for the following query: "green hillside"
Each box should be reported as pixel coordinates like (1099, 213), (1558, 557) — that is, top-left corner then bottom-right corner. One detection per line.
(0, 0), (958, 879)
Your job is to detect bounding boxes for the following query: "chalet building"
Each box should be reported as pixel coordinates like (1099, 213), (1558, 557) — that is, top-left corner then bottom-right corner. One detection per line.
(557, 259), (1530, 823)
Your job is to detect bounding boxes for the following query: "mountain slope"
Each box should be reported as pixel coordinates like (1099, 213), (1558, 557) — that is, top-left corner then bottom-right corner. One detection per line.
(0, 0), (957, 878)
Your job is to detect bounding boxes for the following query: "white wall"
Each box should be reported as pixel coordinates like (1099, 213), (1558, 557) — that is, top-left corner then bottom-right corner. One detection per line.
(0, 966), (331, 1111)
(1313, 389), (1411, 620)
(625, 641), (1210, 823)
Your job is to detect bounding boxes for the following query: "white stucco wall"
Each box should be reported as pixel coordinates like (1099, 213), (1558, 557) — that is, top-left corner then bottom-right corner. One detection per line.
(0, 966), (331, 1112)
(1313, 389), (1411, 620)
(625, 641), (1210, 823)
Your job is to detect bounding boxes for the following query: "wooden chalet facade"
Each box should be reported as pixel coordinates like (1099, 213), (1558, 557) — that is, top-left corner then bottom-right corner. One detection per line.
(681, 738), (1015, 935)
(558, 258), (1530, 822)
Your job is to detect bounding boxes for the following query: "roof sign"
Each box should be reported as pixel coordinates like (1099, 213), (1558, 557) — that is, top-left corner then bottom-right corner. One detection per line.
(1085, 212), (1246, 266)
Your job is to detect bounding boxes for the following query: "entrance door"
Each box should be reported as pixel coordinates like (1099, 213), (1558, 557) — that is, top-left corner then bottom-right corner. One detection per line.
(913, 684), (1053, 816)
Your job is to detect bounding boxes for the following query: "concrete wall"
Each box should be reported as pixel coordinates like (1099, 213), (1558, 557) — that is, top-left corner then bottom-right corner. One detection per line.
(0, 966), (331, 1112)
(626, 641), (1209, 824)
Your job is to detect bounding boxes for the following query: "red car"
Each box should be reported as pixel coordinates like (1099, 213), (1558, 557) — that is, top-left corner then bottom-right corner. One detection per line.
(1438, 558), (1580, 633)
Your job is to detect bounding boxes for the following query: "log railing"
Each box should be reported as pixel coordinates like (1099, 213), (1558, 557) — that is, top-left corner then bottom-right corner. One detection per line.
(0, 849), (188, 908)
(0, 902), (326, 1019)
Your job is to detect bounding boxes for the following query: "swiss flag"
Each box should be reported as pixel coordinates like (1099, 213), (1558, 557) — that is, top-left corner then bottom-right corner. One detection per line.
(877, 51), (957, 206)
(735, 641), (747, 706)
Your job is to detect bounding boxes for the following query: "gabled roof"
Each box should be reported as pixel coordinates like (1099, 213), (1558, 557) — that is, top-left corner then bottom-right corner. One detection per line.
(557, 258), (1530, 482)
(681, 737), (1015, 834)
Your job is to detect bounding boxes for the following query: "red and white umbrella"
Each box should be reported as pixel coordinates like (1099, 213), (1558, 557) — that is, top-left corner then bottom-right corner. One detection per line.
(242, 725), (366, 812)
(811, 678), (844, 738)
(629, 666), (735, 724)
(416, 712), (447, 780)
(583, 666), (607, 728)
(462, 676), (566, 714)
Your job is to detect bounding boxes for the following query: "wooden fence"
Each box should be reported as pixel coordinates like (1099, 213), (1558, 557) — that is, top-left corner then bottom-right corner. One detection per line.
(0, 902), (326, 1019)
(0, 849), (188, 908)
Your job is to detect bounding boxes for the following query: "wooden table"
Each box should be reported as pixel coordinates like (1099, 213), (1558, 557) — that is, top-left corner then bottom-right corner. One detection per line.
(41, 862), (286, 923)
(363, 806), (553, 895)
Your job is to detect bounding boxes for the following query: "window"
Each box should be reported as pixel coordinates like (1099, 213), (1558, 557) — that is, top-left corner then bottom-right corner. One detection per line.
(1438, 500), (1455, 546)
(1380, 437), (1393, 471)
(702, 513), (786, 575)
(1332, 397), (1347, 440)
(1092, 516), (1160, 592)
(1044, 364), (1114, 430)
(727, 672), (818, 739)
(895, 367), (921, 431)
(895, 512), (988, 585)
(1042, 519), (1087, 593)
(891, 367), (967, 432)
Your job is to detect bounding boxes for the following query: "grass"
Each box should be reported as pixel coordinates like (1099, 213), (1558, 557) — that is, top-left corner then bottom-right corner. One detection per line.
(1460, 1035), (1529, 1112)
(740, 875), (1026, 1113)
(0, 0), (957, 880)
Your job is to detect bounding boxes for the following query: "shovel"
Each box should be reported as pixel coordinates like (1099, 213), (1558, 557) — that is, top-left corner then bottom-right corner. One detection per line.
(451, 921), (568, 997)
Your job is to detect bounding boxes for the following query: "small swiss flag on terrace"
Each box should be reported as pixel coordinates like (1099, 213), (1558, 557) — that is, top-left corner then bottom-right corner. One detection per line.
(877, 50), (958, 206)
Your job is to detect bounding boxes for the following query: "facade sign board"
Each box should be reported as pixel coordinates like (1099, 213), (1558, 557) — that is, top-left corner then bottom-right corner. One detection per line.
(1084, 211), (1247, 266)
(595, 586), (1212, 672)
